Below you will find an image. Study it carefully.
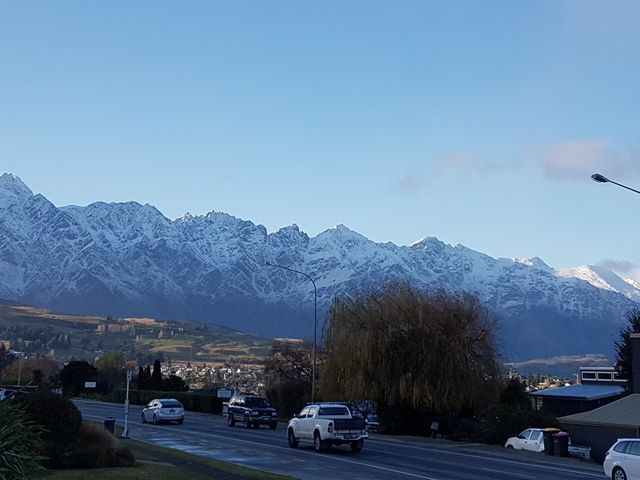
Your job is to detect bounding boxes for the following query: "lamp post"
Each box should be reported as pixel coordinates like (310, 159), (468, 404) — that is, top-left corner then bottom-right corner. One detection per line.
(266, 261), (317, 402)
(591, 173), (640, 195)
(122, 369), (132, 438)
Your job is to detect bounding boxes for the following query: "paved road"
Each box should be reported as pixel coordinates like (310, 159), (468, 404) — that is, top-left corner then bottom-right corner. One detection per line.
(76, 400), (606, 480)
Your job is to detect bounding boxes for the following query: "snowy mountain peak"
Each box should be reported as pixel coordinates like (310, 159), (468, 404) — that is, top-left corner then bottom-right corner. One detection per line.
(0, 173), (33, 207)
(275, 224), (305, 236)
(410, 236), (446, 251)
(558, 265), (640, 301)
(626, 278), (640, 290)
(0, 173), (32, 195)
(514, 257), (554, 272)
(317, 224), (369, 243)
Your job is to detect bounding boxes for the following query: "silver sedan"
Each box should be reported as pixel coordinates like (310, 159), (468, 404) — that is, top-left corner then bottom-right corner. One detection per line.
(141, 398), (185, 425)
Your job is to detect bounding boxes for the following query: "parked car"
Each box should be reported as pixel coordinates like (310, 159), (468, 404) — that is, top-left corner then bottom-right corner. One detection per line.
(505, 428), (545, 452)
(604, 438), (640, 480)
(365, 413), (380, 432)
(227, 393), (278, 429)
(141, 398), (185, 425)
(287, 403), (368, 452)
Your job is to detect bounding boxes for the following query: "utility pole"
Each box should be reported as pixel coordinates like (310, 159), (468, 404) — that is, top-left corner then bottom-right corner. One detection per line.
(122, 370), (132, 438)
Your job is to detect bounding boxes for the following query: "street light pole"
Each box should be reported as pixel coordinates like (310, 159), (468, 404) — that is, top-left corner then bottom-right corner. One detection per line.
(266, 261), (317, 402)
(122, 369), (131, 438)
(591, 173), (640, 195)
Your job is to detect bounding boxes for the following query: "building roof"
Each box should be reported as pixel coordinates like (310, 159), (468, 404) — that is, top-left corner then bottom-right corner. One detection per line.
(560, 394), (640, 428)
(530, 384), (625, 400)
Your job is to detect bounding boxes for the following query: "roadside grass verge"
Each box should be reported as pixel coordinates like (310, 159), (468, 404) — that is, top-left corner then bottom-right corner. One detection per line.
(35, 430), (295, 480)
(34, 461), (213, 480)
(125, 438), (296, 480)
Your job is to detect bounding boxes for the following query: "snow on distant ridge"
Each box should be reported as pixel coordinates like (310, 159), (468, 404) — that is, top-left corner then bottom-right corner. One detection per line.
(0, 173), (33, 209)
(0, 171), (639, 360)
(558, 265), (640, 302)
(513, 257), (554, 272)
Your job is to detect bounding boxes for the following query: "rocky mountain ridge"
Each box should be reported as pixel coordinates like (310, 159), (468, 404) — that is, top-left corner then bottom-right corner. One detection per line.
(0, 173), (636, 361)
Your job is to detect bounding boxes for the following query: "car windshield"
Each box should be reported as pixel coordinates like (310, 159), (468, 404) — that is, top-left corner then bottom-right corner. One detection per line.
(161, 401), (183, 408)
(245, 397), (269, 408)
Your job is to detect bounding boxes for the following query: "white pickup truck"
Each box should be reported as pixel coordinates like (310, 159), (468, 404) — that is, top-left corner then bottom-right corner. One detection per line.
(287, 403), (368, 452)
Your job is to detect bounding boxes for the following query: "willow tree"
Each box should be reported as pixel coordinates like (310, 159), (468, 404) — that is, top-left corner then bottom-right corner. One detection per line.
(320, 285), (501, 416)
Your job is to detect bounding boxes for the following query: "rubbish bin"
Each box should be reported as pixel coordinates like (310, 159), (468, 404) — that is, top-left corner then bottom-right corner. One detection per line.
(542, 428), (560, 455)
(104, 416), (115, 434)
(553, 431), (570, 457)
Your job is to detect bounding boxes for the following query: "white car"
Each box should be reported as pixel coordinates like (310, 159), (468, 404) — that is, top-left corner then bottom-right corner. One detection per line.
(141, 398), (185, 425)
(604, 438), (640, 480)
(505, 428), (545, 452)
(287, 403), (368, 452)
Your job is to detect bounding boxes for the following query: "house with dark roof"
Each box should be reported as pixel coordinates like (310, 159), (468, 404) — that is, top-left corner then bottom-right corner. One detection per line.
(560, 393), (640, 462)
(558, 334), (640, 462)
(529, 367), (627, 417)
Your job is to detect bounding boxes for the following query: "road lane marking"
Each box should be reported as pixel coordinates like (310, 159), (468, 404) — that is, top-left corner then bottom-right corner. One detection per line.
(480, 467), (536, 479)
(365, 439), (603, 478)
(83, 413), (439, 479)
(82, 411), (599, 480)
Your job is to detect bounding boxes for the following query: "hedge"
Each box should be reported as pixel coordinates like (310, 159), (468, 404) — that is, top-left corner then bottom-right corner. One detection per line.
(81, 389), (224, 414)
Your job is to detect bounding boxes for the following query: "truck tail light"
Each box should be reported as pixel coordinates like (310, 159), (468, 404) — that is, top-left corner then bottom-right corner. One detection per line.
(328, 422), (334, 433)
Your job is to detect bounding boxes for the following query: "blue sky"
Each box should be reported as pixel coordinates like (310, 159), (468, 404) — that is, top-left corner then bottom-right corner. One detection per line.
(1, 1), (639, 278)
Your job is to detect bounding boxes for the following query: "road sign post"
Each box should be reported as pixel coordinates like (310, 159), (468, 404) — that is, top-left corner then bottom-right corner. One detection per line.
(122, 370), (132, 438)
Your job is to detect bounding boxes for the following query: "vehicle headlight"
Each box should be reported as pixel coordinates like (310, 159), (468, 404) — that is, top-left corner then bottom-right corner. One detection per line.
(272, 412), (277, 417)
(251, 411), (259, 416)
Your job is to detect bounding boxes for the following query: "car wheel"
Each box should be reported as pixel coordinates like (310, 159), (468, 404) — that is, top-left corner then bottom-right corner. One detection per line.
(506, 445), (514, 449)
(314, 432), (328, 452)
(141, 413), (146, 423)
(269, 423), (277, 430)
(228, 413), (235, 427)
(287, 428), (299, 448)
(243, 414), (251, 428)
(152, 414), (158, 425)
(613, 467), (628, 480)
(350, 439), (364, 453)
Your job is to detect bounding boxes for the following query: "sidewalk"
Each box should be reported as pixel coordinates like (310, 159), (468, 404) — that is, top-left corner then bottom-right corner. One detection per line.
(367, 433), (603, 473)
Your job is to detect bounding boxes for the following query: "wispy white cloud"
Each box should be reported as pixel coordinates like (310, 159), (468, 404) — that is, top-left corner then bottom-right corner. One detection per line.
(431, 154), (496, 174)
(397, 154), (497, 192)
(597, 259), (640, 283)
(542, 139), (640, 181)
(398, 139), (640, 193)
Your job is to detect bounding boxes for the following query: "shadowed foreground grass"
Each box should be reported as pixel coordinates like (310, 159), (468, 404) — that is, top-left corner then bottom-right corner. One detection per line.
(36, 460), (212, 480)
(36, 436), (295, 480)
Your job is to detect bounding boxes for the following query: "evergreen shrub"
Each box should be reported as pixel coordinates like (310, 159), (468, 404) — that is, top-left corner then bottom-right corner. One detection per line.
(17, 391), (82, 466)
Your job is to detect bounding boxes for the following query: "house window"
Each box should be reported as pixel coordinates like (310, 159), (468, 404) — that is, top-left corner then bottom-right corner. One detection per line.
(531, 396), (543, 412)
(597, 372), (613, 381)
(581, 372), (596, 380)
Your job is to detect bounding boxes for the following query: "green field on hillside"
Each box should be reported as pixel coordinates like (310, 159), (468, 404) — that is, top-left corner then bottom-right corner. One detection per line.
(0, 299), (272, 366)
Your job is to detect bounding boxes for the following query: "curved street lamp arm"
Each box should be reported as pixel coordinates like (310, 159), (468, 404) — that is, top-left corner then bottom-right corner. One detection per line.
(608, 180), (640, 195)
(265, 262), (316, 291)
(591, 173), (640, 195)
(265, 261), (318, 402)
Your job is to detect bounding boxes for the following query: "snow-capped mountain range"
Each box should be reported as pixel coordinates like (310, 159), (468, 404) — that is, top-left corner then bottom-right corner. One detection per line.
(0, 173), (637, 361)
